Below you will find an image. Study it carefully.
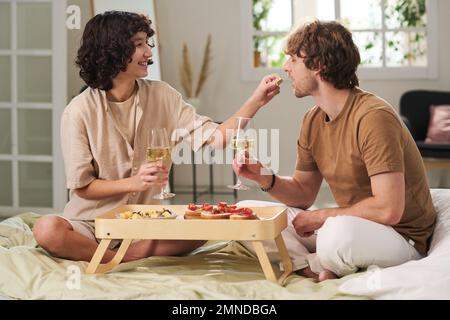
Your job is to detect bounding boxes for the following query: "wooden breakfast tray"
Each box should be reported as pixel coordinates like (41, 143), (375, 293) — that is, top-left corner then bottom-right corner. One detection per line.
(86, 205), (293, 284)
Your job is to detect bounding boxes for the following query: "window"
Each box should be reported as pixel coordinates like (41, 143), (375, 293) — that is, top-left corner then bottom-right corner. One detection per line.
(240, 0), (438, 81)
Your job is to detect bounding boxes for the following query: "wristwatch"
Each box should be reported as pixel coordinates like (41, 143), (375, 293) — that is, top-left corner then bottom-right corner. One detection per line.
(260, 172), (276, 192)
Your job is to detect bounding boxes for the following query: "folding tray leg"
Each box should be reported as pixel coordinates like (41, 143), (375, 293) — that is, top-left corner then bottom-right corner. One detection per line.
(252, 235), (293, 285)
(252, 240), (277, 283)
(86, 239), (132, 274)
(274, 234), (293, 285)
(86, 239), (111, 274)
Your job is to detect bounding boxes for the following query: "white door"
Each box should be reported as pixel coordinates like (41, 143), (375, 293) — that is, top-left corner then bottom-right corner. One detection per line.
(0, 0), (66, 217)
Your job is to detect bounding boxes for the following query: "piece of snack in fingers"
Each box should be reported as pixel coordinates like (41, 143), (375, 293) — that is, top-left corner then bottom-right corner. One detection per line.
(275, 77), (283, 86)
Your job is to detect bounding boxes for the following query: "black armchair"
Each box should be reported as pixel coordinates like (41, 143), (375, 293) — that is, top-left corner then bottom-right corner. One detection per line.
(400, 90), (450, 170)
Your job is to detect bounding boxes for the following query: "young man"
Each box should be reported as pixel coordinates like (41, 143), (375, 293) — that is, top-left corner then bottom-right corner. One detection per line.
(234, 20), (436, 281)
(33, 11), (280, 263)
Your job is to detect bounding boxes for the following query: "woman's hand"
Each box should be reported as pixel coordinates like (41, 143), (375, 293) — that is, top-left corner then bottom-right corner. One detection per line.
(129, 163), (168, 192)
(248, 74), (282, 109)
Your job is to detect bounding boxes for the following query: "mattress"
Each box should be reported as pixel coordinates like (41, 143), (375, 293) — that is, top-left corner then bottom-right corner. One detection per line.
(0, 212), (364, 300)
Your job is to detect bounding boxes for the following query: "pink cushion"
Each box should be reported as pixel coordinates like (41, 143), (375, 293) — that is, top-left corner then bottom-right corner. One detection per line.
(425, 105), (450, 144)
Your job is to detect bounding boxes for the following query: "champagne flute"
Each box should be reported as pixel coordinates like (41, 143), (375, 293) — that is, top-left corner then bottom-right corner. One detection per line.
(147, 128), (175, 199)
(227, 117), (256, 190)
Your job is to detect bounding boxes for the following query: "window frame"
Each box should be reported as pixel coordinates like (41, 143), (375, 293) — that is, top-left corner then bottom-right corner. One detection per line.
(240, 0), (438, 81)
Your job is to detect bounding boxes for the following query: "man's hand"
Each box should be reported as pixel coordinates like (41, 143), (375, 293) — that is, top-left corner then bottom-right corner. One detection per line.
(232, 153), (273, 188)
(248, 74), (282, 109)
(292, 210), (327, 237)
(129, 163), (168, 192)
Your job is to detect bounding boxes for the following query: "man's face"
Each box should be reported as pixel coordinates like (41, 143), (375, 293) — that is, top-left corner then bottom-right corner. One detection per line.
(122, 31), (153, 79)
(283, 54), (318, 98)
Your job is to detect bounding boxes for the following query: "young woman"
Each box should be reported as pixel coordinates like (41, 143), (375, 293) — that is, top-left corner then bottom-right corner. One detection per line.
(32, 11), (281, 263)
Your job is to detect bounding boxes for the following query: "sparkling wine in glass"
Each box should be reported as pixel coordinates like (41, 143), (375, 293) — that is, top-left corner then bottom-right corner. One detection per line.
(228, 117), (256, 191)
(147, 128), (175, 199)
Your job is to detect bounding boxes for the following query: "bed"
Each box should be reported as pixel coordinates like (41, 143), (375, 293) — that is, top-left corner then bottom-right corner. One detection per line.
(340, 188), (450, 299)
(1, 189), (449, 300)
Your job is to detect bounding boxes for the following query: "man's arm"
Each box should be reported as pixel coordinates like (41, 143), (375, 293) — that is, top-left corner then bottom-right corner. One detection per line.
(262, 169), (323, 209)
(232, 157), (323, 209)
(293, 171), (405, 236)
(323, 171), (405, 224)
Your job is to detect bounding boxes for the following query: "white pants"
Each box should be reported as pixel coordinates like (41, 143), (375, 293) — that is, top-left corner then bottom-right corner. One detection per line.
(237, 200), (422, 277)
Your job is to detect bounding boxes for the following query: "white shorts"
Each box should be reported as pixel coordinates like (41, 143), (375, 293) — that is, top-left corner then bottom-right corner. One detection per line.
(237, 200), (422, 276)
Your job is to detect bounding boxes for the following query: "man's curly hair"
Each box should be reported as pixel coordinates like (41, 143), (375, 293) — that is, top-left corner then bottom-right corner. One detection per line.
(76, 11), (154, 91)
(285, 20), (360, 89)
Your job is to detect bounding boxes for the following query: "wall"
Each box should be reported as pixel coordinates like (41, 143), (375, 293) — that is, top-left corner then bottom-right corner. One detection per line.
(67, 0), (91, 101)
(66, 0), (450, 189)
(154, 0), (450, 188)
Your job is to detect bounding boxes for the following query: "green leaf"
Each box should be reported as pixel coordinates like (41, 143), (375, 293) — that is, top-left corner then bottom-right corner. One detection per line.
(365, 42), (374, 50)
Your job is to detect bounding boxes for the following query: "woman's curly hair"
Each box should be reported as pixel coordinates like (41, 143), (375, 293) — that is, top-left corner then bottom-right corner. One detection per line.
(76, 11), (154, 91)
(285, 20), (360, 89)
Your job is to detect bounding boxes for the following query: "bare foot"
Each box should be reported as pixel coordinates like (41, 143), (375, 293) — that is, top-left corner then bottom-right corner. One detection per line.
(295, 266), (319, 281)
(318, 270), (338, 282)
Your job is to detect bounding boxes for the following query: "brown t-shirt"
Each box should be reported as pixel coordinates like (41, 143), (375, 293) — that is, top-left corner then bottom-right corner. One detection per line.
(296, 88), (436, 255)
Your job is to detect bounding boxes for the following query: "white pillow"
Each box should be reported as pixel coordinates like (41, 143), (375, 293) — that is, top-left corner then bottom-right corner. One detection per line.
(339, 188), (450, 300)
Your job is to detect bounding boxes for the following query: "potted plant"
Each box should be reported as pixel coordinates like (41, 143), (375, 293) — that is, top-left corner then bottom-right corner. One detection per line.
(179, 34), (212, 111)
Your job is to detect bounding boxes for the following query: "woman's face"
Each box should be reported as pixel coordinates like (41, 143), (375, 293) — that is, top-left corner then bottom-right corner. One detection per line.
(122, 31), (153, 79)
